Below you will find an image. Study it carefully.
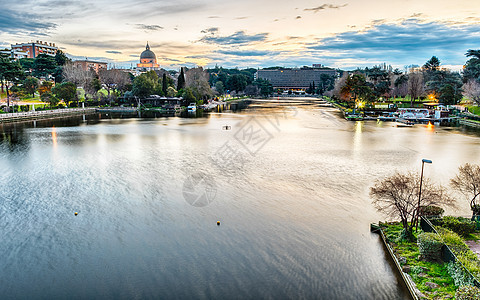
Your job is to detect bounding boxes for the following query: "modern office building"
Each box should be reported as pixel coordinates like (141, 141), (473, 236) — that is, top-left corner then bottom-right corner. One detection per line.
(11, 41), (58, 58)
(256, 65), (337, 90)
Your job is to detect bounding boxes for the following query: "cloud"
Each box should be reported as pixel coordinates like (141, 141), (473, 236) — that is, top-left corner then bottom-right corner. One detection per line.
(199, 31), (268, 45)
(304, 4), (348, 13)
(135, 24), (164, 31)
(115, 2), (206, 19)
(307, 20), (480, 66)
(217, 49), (276, 57)
(106, 50), (122, 54)
(201, 27), (219, 34)
(0, 8), (56, 35)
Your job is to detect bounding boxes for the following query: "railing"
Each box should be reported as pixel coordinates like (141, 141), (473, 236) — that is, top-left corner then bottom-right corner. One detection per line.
(0, 108), (96, 120)
(420, 216), (480, 287)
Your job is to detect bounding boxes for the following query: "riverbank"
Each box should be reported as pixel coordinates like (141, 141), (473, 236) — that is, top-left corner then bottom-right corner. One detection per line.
(373, 216), (480, 299)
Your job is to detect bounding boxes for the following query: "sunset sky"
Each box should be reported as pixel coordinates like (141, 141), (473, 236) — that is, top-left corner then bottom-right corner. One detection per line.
(1, 0), (480, 70)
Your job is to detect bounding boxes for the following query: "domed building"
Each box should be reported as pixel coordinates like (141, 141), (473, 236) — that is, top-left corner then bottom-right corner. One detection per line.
(137, 42), (160, 70)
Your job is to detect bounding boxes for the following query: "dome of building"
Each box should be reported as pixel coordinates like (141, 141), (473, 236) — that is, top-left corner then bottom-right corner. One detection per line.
(140, 42), (156, 60)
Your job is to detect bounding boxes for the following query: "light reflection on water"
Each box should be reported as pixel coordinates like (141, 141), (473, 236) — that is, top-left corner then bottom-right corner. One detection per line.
(1, 101), (479, 299)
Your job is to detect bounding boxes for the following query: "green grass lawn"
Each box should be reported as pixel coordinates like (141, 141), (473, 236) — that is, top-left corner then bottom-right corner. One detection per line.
(467, 105), (480, 116)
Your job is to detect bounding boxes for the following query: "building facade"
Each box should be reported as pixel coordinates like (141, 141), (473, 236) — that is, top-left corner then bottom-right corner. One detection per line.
(256, 66), (337, 90)
(11, 41), (58, 58)
(137, 42), (160, 71)
(0, 48), (28, 60)
(73, 59), (108, 73)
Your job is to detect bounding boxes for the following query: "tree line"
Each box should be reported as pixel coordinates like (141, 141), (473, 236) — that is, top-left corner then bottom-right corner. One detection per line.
(331, 50), (480, 107)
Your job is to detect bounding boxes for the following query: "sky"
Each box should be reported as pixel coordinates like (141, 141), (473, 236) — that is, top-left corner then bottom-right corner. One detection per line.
(1, 0), (480, 71)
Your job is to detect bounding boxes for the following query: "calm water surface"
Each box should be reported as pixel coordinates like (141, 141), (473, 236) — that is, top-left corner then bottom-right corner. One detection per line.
(1, 100), (479, 299)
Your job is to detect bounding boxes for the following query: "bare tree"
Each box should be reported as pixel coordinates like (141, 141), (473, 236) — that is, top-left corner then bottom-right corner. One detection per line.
(99, 69), (131, 96)
(463, 80), (480, 106)
(371, 171), (454, 239)
(451, 163), (480, 216)
(185, 67), (212, 100)
(407, 72), (425, 105)
(332, 72), (349, 100)
(63, 63), (94, 89)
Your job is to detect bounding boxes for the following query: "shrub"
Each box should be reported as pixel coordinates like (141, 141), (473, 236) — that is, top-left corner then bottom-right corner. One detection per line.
(448, 261), (474, 287)
(417, 232), (444, 262)
(443, 216), (476, 237)
(419, 205), (444, 217)
(456, 285), (480, 299)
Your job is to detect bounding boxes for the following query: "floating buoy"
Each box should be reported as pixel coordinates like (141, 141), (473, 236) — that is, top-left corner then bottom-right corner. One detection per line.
(217, 221), (220, 226)
(74, 212), (78, 216)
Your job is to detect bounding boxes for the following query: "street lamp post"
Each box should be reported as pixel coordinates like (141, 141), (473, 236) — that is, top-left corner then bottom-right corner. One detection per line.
(417, 158), (433, 230)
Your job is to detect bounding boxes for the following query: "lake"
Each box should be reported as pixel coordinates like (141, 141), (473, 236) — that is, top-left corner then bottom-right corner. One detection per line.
(1, 99), (478, 299)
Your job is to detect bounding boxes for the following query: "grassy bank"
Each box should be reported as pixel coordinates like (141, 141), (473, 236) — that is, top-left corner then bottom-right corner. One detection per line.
(382, 223), (456, 299)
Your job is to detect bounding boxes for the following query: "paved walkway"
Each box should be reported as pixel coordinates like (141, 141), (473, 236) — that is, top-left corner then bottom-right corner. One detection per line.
(465, 240), (480, 259)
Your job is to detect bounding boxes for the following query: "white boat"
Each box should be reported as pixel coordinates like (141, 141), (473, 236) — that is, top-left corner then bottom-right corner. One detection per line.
(395, 118), (414, 127)
(187, 103), (196, 112)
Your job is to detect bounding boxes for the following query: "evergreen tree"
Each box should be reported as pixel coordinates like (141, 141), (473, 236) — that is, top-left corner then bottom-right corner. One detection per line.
(177, 67), (185, 90)
(162, 73), (168, 95)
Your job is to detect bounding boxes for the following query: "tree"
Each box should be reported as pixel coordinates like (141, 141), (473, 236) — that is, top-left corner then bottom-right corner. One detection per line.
(407, 72), (424, 104)
(38, 81), (53, 95)
(214, 81), (225, 95)
(166, 86), (177, 97)
(317, 74), (335, 95)
(340, 74), (374, 106)
(332, 72), (349, 100)
(253, 78), (273, 97)
(371, 171), (454, 240)
(463, 50), (480, 82)
(63, 63), (94, 90)
(52, 82), (77, 106)
(182, 87), (196, 102)
(19, 58), (35, 74)
(451, 163), (480, 216)
(463, 80), (480, 105)
(177, 67), (186, 90)
(423, 56), (441, 71)
(226, 74), (247, 93)
(23, 76), (39, 97)
(54, 50), (69, 66)
(99, 69), (131, 96)
(132, 73), (156, 98)
(244, 84), (259, 96)
(40, 91), (59, 107)
(0, 54), (24, 110)
(425, 70), (462, 104)
(185, 67), (212, 100)
(438, 83), (462, 105)
(394, 74), (408, 98)
(33, 54), (57, 78)
(85, 77), (101, 100)
(162, 73), (168, 95)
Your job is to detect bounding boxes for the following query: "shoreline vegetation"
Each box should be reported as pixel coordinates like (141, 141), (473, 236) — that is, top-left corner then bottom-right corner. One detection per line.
(375, 216), (480, 299)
